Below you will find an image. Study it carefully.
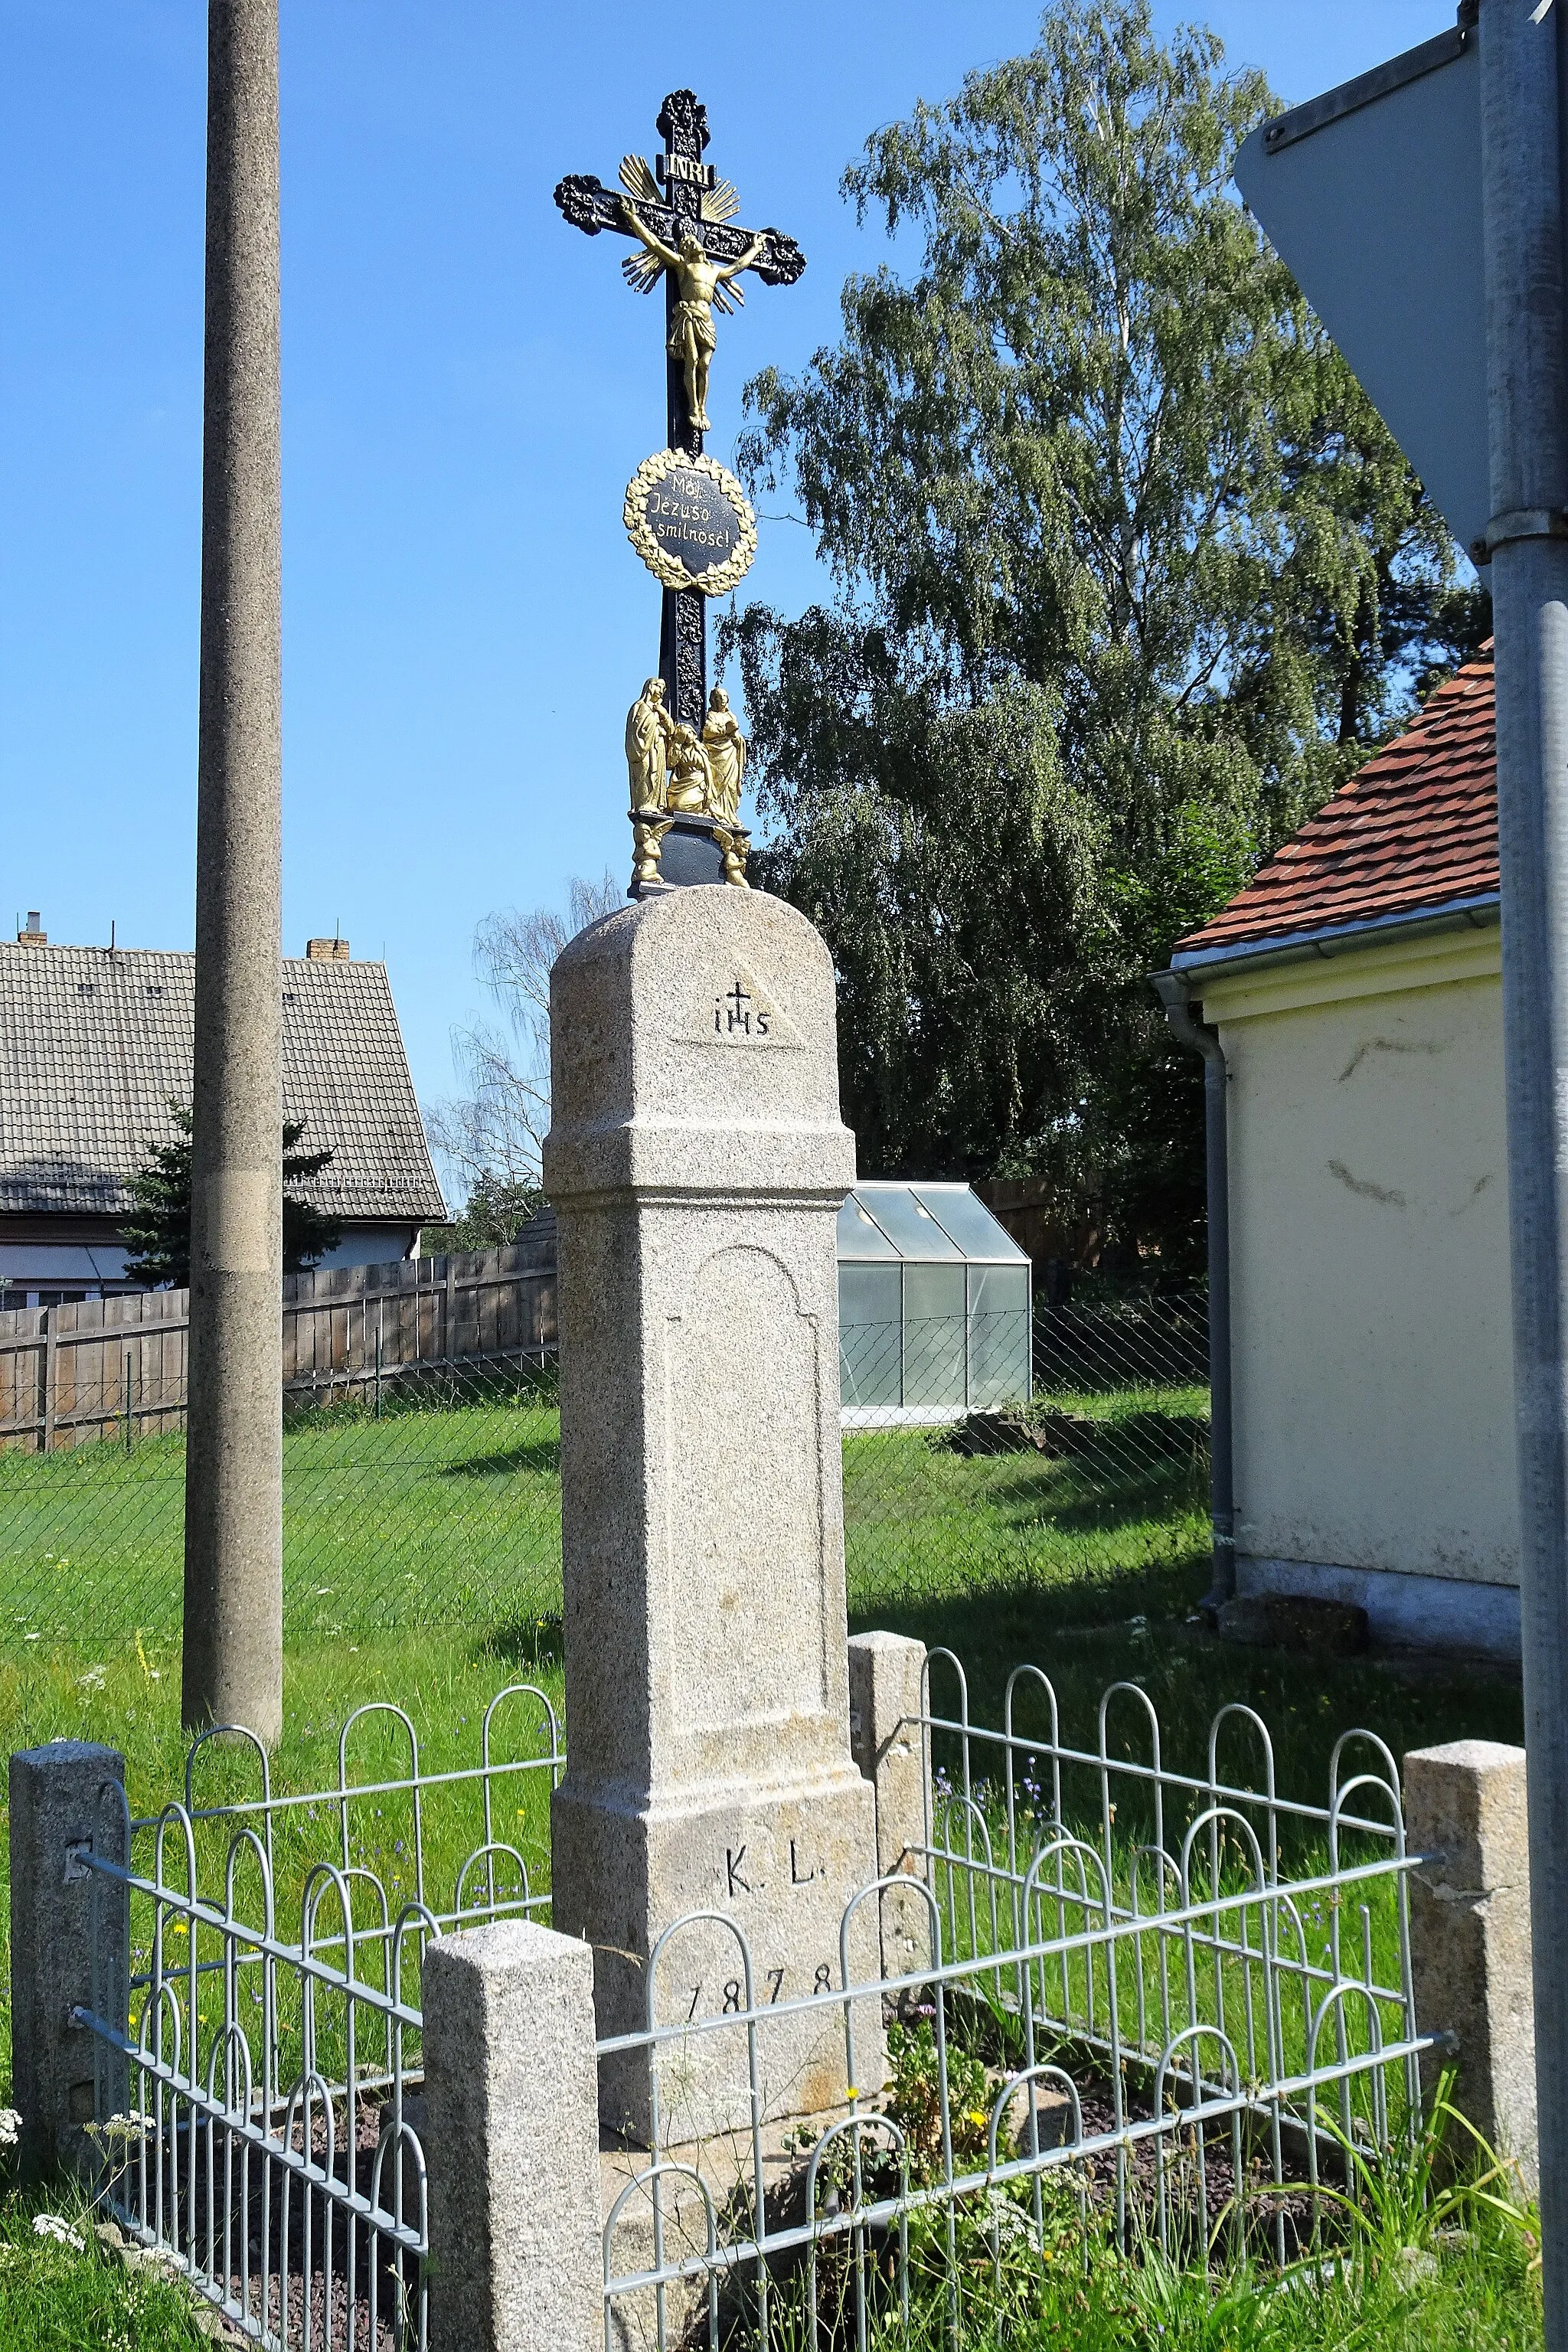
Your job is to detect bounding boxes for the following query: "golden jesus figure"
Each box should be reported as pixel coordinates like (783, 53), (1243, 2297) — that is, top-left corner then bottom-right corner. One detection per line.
(621, 201), (764, 433)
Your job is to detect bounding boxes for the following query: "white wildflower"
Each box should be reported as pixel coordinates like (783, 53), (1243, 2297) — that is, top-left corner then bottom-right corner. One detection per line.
(0, 2111), (21, 2150)
(33, 2213), (85, 2250)
(90, 2112), (152, 2146)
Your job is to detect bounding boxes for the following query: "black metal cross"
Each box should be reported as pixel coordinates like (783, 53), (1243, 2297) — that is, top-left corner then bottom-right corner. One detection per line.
(554, 90), (805, 732)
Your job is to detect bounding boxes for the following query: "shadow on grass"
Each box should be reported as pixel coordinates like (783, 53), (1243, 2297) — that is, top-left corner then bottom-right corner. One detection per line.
(439, 1437), (561, 1479)
(844, 1425), (1206, 1540)
(853, 1549), (1524, 1852)
(843, 1423), (1524, 1834)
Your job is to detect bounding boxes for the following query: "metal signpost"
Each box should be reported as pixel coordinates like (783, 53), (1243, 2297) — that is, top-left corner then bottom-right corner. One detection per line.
(1237, 2), (1568, 2327)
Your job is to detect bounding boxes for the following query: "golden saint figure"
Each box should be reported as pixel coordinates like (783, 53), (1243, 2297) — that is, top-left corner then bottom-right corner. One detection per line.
(620, 203), (764, 432)
(664, 723), (714, 815)
(701, 686), (746, 825)
(626, 677), (673, 812)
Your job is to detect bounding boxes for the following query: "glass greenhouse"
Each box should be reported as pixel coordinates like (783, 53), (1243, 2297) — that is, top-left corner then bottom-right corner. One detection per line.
(837, 1182), (1032, 1422)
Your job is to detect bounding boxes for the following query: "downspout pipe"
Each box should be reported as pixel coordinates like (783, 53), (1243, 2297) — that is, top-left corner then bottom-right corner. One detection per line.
(1151, 969), (1234, 1612)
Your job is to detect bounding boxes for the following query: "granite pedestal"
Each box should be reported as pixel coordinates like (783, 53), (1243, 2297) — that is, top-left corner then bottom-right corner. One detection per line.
(544, 885), (881, 2143)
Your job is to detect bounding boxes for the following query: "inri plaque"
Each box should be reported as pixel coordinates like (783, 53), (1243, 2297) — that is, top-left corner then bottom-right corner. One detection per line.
(624, 448), (757, 596)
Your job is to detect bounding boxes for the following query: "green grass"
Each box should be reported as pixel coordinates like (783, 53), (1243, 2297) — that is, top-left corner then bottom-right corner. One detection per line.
(0, 1622), (567, 2115)
(0, 1410), (1524, 2092)
(0, 1383), (1202, 1648)
(841, 1426), (1521, 1819)
(0, 1396), (1534, 2347)
(0, 2166), (1541, 2352)
(971, 2231), (1540, 2352)
(724, 2063), (1542, 2352)
(0, 2187), (211, 2350)
(1035, 1378), (1210, 1420)
(0, 1394), (565, 1644)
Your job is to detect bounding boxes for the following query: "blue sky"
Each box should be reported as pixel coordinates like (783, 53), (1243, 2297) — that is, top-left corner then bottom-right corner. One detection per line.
(1, 1), (1452, 1164)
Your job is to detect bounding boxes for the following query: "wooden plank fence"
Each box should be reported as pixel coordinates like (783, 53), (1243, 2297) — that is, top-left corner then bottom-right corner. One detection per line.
(0, 1238), (558, 1453)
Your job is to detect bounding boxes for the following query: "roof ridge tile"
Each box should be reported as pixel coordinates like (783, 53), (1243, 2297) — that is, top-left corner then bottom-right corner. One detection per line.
(1175, 655), (1499, 961)
(0, 949), (444, 1221)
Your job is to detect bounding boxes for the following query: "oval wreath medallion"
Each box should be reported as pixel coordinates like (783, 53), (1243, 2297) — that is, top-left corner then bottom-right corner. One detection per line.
(623, 449), (758, 596)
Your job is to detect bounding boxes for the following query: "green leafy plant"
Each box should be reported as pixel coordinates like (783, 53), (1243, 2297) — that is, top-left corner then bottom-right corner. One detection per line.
(885, 2015), (998, 2176)
(1274, 2067), (1540, 2289)
(121, 1101), (343, 1287)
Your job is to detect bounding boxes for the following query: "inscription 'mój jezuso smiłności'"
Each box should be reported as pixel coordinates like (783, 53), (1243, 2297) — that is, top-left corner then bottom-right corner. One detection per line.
(647, 464), (744, 580)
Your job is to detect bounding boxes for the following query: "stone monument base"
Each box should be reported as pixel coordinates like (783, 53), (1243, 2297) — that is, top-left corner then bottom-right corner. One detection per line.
(545, 884), (882, 2150)
(554, 1762), (883, 2146)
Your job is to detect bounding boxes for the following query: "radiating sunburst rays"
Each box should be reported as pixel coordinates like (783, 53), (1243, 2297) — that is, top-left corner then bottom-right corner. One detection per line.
(618, 153), (660, 204)
(619, 155), (665, 291)
(612, 152), (753, 301)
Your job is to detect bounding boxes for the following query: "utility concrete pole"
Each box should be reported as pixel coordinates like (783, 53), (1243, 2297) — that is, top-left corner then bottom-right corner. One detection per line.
(1481, 0), (1568, 2330)
(181, 0), (283, 1747)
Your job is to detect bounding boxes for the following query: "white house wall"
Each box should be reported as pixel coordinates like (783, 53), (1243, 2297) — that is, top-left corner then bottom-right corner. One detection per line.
(1198, 925), (1518, 1648)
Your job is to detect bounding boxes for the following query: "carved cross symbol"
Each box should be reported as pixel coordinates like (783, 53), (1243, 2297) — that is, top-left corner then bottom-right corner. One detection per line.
(727, 982), (753, 1032)
(554, 92), (806, 731)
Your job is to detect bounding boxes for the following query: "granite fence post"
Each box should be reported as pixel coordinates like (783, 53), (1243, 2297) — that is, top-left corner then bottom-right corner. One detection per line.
(422, 1919), (602, 2352)
(8, 1743), (129, 2184)
(848, 1632), (933, 1986)
(1404, 1739), (1537, 2184)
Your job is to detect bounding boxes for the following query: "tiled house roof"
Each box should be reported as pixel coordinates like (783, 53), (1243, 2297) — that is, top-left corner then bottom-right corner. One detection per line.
(1173, 650), (1498, 968)
(0, 945), (445, 1221)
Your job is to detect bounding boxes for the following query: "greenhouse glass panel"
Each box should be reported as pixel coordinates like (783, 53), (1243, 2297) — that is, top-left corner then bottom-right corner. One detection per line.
(837, 1181), (1032, 1419)
(837, 1195), (899, 1259)
(854, 1184), (963, 1260)
(903, 1263), (967, 1407)
(914, 1186), (1028, 1263)
(839, 1263), (902, 1406)
(968, 1263), (1032, 1407)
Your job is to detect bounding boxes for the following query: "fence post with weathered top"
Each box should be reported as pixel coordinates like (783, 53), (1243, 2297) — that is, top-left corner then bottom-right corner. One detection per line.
(422, 1918), (602, 2352)
(848, 1631), (933, 1985)
(8, 1742), (129, 2184)
(1404, 1738), (1537, 2184)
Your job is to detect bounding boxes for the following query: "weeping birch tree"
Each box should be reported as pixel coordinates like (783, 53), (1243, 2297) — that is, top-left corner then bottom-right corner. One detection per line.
(727, 0), (1485, 1268)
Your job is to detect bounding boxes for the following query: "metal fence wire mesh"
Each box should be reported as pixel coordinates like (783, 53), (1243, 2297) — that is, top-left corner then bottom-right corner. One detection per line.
(75, 1686), (563, 2351)
(0, 1295), (1208, 1647)
(68, 1655), (1431, 2352)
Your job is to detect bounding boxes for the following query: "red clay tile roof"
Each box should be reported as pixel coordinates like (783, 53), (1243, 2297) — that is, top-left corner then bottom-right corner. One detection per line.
(1172, 648), (1498, 965)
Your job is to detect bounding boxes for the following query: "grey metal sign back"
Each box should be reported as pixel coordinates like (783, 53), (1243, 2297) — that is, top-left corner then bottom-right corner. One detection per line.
(1233, 17), (1487, 557)
(1236, 9), (1568, 2331)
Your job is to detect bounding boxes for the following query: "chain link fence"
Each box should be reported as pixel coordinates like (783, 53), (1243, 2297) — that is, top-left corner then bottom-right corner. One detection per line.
(842, 1293), (1210, 1613)
(0, 1295), (1209, 1649)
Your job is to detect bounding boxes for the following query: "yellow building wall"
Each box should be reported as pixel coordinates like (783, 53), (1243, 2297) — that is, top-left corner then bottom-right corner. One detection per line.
(1197, 924), (1517, 1590)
